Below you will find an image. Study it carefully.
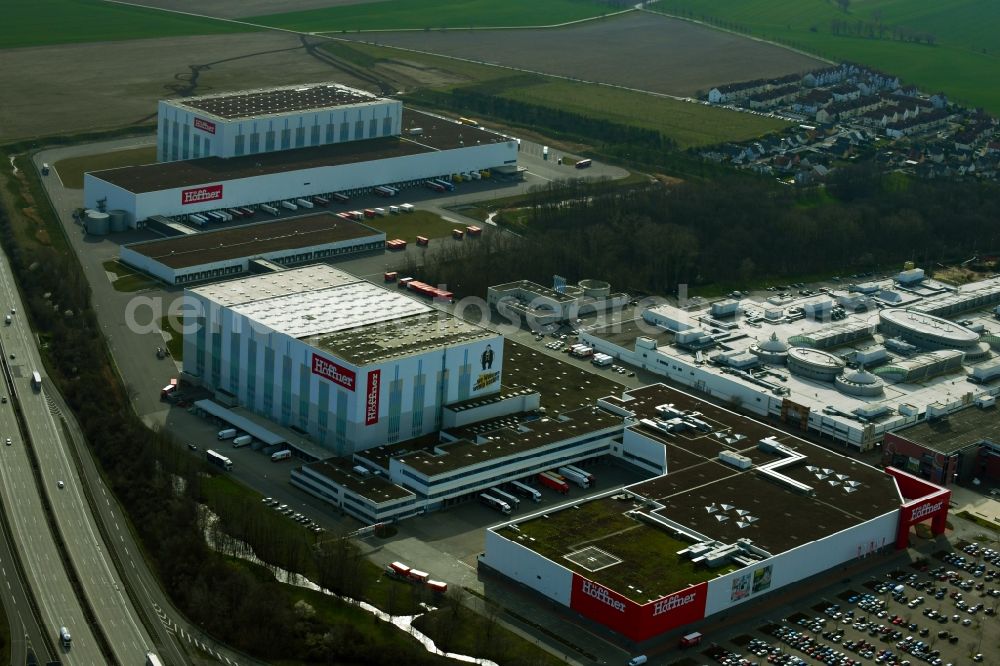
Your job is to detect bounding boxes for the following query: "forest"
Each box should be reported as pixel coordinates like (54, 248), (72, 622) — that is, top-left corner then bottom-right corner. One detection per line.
(412, 165), (1000, 298)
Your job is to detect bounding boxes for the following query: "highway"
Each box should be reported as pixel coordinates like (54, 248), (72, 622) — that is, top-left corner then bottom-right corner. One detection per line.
(0, 338), (100, 663)
(0, 249), (152, 664)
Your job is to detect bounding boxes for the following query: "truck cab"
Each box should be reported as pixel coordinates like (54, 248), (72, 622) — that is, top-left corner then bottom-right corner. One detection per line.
(59, 626), (72, 648)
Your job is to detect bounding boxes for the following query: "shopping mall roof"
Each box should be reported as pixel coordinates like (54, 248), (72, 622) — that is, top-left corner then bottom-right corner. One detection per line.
(880, 309), (979, 346)
(501, 383), (902, 601)
(170, 82), (383, 120)
(891, 404), (1000, 455)
(89, 109), (509, 193)
(125, 213), (382, 269)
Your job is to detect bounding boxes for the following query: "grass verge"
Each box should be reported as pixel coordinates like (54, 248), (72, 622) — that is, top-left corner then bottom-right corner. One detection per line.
(252, 0), (618, 32)
(956, 510), (999, 533)
(366, 209), (467, 243)
(158, 315), (183, 361)
(54, 146), (156, 189)
(101, 260), (158, 292)
(413, 604), (567, 666)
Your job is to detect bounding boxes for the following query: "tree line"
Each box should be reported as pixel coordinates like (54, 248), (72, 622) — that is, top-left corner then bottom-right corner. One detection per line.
(411, 164), (1000, 299)
(0, 165), (452, 664)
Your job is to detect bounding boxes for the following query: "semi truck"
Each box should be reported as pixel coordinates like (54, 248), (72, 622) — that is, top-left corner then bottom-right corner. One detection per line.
(538, 471), (569, 494)
(232, 434), (252, 448)
(332, 192), (350, 203)
(592, 353), (613, 367)
(386, 561), (411, 579)
(561, 464), (596, 485)
(217, 428), (237, 440)
(59, 626), (71, 648)
(207, 449), (233, 471)
(433, 178), (455, 192)
(488, 487), (520, 510)
(31, 371), (42, 391)
(510, 480), (542, 503)
(261, 204), (279, 215)
(145, 652), (164, 666)
(479, 493), (512, 515)
(557, 466), (591, 489)
(280, 200), (298, 211)
(313, 196), (330, 207)
(425, 180), (445, 193)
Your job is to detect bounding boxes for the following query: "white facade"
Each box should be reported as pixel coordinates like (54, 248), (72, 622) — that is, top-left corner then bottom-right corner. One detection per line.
(383, 421), (620, 509)
(702, 509), (899, 615)
(119, 229), (385, 285)
(182, 266), (503, 456)
(85, 140), (516, 227)
(482, 528), (574, 606)
(157, 85), (400, 161)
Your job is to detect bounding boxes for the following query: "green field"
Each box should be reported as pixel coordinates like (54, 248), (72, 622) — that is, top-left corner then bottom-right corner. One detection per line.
(650, 0), (1000, 113)
(2, 0), (254, 49)
(251, 0), (617, 32)
(503, 80), (787, 149)
(325, 41), (786, 148)
(54, 146), (157, 189)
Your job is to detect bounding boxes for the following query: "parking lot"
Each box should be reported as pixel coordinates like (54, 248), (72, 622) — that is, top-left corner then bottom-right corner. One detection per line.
(675, 537), (999, 666)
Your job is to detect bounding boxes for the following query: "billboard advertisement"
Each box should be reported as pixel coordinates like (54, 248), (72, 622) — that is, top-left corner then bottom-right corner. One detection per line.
(730, 572), (751, 602)
(193, 117), (216, 134)
(472, 341), (502, 393)
(181, 184), (223, 205)
(751, 565), (773, 594)
(365, 370), (381, 426)
(311, 353), (356, 391)
(569, 574), (707, 641)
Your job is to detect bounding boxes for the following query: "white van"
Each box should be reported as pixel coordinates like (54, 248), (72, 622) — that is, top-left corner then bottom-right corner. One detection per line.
(217, 428), (237, 440)
(627, 657), (647, 666)
(59, 626), (72, 648)
(232, 434), (252, 448)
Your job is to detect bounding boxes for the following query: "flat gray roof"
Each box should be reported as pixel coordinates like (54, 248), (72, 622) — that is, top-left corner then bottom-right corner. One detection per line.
(126, 213), (382, 269)
(304, 459), (415, 504)
(171, 83), (382, 120)
(893, 404), (1000, 454)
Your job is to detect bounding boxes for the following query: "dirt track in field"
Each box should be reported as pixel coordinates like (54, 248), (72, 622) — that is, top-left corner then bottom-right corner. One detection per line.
(0, 33), (379, 142)
(114, 0), (378, 19)
(345, 11), (825, 96)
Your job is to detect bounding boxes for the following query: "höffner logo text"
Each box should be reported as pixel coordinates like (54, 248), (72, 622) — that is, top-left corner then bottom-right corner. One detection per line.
(652, 590), (697, 617)
(311, 354), (356, 391)
(910, 501), (943, 521)
(580, 579), (626, 612)
(181, 185), (223, 205)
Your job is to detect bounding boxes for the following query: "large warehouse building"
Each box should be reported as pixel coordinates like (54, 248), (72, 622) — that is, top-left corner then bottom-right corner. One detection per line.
(156, 83), (400, 161)
(84, 83), (518, 227)
(480, 384), (951, 644)
(120, 213), (384, 285)
(182, 265), (504, 455)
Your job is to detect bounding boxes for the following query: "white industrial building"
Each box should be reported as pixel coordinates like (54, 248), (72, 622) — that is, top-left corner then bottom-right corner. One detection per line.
(119, 213), (385, 285)
(85, 83), (519, 227)
(182, 265), (503, 456)
(157, 83), (401, 161)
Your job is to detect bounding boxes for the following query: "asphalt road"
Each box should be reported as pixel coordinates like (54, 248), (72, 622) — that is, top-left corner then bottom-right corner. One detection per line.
(0, 252), (103, 664)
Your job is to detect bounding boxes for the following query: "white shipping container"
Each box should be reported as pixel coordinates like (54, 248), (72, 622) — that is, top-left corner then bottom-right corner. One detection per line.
(389, 206), (400, 214)
(281, 201), (298, 211)
(295, 198), (314, 209)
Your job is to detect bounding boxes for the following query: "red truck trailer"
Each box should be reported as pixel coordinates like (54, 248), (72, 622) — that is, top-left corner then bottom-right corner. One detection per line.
(538, 471), (570, 494)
